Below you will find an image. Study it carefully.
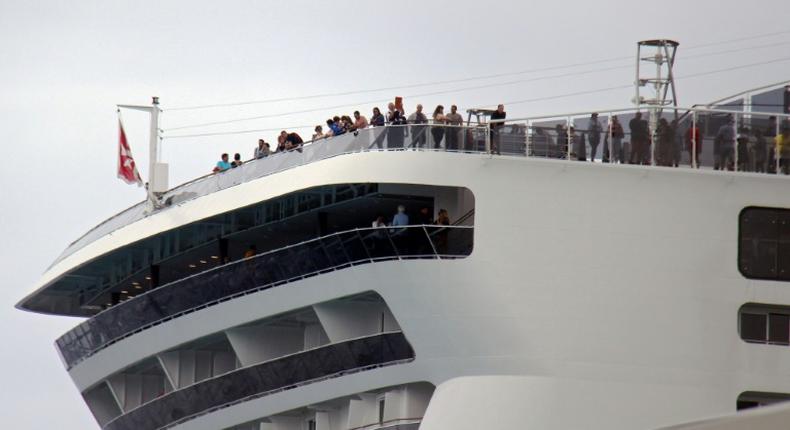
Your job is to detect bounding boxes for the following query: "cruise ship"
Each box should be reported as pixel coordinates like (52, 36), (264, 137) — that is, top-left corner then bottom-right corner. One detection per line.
(15, 80), (790, 430)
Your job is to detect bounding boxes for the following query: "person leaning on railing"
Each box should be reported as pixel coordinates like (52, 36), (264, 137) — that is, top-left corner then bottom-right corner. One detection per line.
(445, 105), (464, 151)
(431, 105), (446, 149)
(254, 139), (271, 159)
(213, 153), (231, 173)
(490, 104), (506, 155)
(407, 104), (429, 148)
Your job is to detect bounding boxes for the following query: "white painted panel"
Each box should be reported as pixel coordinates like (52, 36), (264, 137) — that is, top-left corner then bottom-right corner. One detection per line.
(124, 374), (142, 411)
(403, 382), (434, 418)
(83, 382), (122, 428)
(178, 350), (196, 388)
(269, 415), (301, 430)
(346, 393), (378, 429)
(314, 411), (330, 430)
(383, 389), (403, 423)
(213, 350), (237, 376)
(303, 322), (329, 349)
(313, 302), (394, 343)
(226, 325), (304, 366)
(194, 350), (212, 382)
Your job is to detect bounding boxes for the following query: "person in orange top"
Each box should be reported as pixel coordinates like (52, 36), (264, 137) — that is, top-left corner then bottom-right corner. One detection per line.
(685, 123), (702, 167)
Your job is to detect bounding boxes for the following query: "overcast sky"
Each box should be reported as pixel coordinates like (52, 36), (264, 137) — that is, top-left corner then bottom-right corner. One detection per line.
(1, 0), (789, 428)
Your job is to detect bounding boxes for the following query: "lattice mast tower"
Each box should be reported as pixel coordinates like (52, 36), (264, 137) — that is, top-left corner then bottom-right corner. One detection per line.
(634, 39), (679, 163)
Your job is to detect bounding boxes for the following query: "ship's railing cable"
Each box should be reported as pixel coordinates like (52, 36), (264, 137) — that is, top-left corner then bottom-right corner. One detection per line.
(162, 30), (790, 113)
(162, 55), (790, 140)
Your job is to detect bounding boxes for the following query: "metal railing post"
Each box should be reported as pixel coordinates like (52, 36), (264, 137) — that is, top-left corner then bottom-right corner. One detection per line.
(734, 114), (740, 171)
(485, 123), (491, 154)
(692, 111), (698, 169)
(566, 116), (572, 160)
(525, 119), (531, 157)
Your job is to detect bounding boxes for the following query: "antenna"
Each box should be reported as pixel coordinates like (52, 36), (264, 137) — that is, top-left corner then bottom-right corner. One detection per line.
(634, 39), (680, 165)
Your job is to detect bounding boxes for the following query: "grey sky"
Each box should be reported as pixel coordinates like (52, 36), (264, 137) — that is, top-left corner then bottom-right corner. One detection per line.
(1, 0), (789, 428)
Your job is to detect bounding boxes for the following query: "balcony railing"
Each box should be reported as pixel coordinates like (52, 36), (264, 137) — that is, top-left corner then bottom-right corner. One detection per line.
(57, 225), (473, 369)
(103, 331), (414, 430)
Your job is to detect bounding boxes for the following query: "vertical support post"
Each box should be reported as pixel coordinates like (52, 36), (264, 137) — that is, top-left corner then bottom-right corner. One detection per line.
(566, 116), (572, 160)
(484, 122), (491, 154)
(148, 97), (160, 204)
(692, 111), (698, 169)
(635, 43), (641, 110)
(734, 114), (739, 171)
(525, 119), (531, 157)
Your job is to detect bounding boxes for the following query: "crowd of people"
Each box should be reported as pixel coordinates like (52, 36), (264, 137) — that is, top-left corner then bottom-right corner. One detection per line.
(544, 112), (790, 174)
(211, 101), (507, 173)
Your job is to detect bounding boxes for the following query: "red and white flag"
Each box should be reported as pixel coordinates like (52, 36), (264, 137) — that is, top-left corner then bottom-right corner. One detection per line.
(118, 119), (143, 186)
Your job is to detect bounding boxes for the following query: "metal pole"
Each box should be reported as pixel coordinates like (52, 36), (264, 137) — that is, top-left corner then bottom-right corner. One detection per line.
(734, 114), (739, 171)
(525, 119), (531, 157)
(148, 96), (160, 202)
(566, 116), (572, 160)
(692, 111), (698, 168)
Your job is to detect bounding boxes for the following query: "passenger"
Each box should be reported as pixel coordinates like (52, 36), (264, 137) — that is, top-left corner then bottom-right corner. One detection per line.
(370, 107), (385, 126)
(387, 108), (407, 148)
(753, 129), (767, 173)
(435, 208), (450, 226)
(243, 245), (257, 259)
(629, 112), (649, 165)
(766, 116), (778, 173)
(714, 116), (736, 171)
(276, 133), (287, 152)
(254, 139), (271, 159)
(433, 209), (451, 254)
(341, 115), (354, 132)
(214, 153), (231, 173)
(671, 119), (682, 167)
(353, 110), (369, 130)
(392, 205), (409, 227)
(776, 126), (790, 175)
(431, 105), (446, 149)
(604, 115), (625, 163)
(656, 118), (673, 166)
(490, 104), (506, 155)
(408, 104), (429, 148)
(444, 105), (464, 150)
(737, 126), (751, 172)
(386, 102), (399, 124)
(284, 131), (304, 151)
(231, 153), (243, 168)
(416, 207), (433, 225)
(312, 125), (325, 141)
(570, 127), (586, 161)
(587, 113), (602, 162)
(556, 124), (568, 158)
(685, 121), (702, 167)
(372, 215), (387, 228)
(326, 118), (343, 136)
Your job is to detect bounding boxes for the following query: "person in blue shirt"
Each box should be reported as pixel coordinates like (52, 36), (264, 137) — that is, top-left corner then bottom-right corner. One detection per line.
(392, 205), (409, 226)
(214, 153), (231, 173)
(326, 118), (344, 136)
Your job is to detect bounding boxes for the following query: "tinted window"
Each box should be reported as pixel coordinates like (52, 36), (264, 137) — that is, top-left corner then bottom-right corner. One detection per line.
(740, 313), (767, 342)
(739, 207), (790, 281)
(769, 313), (790, 344)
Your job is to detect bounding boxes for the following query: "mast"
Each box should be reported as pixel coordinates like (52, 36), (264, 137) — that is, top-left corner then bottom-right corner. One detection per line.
(118, 96), (168, 209)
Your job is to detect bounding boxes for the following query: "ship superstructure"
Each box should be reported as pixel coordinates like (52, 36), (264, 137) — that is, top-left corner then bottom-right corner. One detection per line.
(16, 81), (790, 430)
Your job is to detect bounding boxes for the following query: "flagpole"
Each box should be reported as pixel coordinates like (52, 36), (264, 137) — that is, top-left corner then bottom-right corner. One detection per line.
(148, 96), (160, 206)
(117, 97), (166, 210)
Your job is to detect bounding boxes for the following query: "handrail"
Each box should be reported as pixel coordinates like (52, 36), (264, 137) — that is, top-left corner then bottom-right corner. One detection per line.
(56, 225), (474, 369)
(348, 417), (423, 430)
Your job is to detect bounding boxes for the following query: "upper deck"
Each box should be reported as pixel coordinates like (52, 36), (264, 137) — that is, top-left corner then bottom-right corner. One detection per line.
(16, 104), (790, 317)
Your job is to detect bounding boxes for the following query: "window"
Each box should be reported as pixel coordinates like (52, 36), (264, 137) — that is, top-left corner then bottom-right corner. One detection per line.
(378, 397), (385, 424)
(739, 304), (790, 345)
(307, 419), (316, 430)
(739, 207), (790, 281)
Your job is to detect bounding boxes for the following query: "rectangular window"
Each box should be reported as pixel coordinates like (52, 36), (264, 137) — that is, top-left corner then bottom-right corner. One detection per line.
(741, 313), (768, 342)
(769, 313), (790, 344)
(378, 398), (385, 424)
(739, 207), (790, 281)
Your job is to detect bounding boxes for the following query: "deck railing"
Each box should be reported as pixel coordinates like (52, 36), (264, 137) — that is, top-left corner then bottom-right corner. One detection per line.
(52, 106), (790, 267)
(57, 225), (473, 369)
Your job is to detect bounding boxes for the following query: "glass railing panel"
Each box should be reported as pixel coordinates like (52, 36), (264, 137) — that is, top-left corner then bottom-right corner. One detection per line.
(57, 226), (472, 369)
(103, 332), (413, 430)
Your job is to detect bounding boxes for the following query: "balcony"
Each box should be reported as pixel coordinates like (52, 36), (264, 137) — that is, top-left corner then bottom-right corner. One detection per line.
(102, 331), (414, 430)
(57, 225), (473, 369)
